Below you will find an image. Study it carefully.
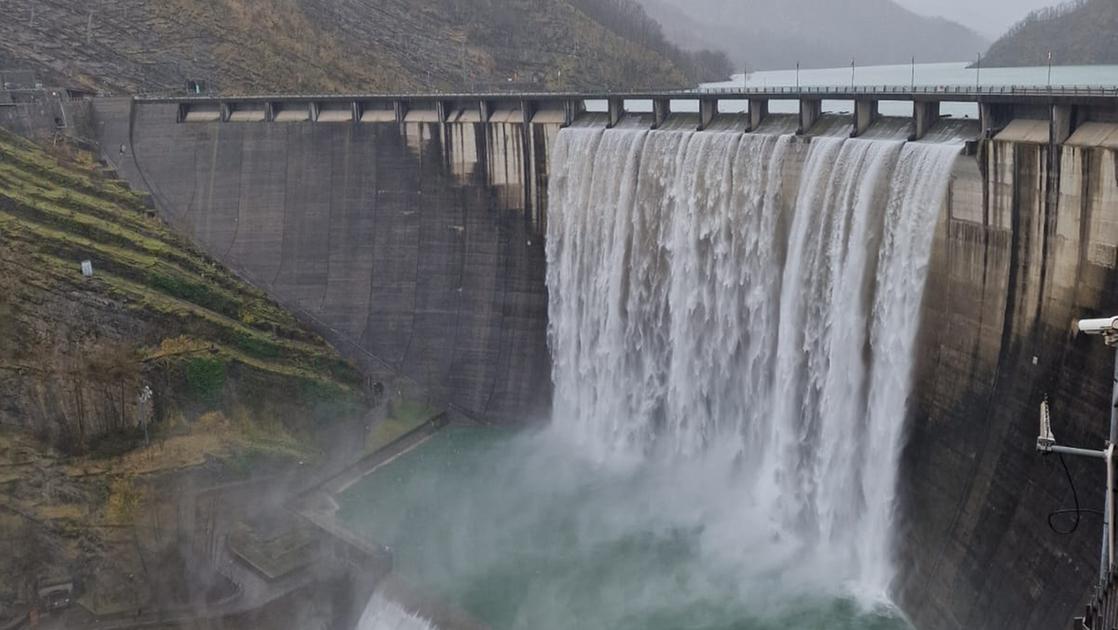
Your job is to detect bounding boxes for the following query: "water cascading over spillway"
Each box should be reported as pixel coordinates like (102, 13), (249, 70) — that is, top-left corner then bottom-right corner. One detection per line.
(356, 592), (436, 630)
(546, 127), (960, 598)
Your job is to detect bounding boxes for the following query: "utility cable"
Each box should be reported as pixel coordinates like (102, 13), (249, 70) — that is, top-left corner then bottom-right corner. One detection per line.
(1046, 450), (1104, 535)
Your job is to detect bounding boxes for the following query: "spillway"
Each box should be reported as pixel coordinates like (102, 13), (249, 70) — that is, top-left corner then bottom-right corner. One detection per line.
(342, 124), (963, 629)
(546, 127), (960, 600)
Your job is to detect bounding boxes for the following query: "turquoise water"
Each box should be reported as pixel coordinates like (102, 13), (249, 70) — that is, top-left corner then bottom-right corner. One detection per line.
(338, 428), (912, 630)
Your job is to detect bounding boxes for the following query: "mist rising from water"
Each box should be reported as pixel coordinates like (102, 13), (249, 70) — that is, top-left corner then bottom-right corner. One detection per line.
(545, 127), (959, 600)
(353, 127), (958, 629)
(356, 592), (436, 630)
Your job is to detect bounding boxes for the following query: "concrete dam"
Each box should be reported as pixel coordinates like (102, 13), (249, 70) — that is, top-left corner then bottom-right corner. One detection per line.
(90, 88), (1118, 629)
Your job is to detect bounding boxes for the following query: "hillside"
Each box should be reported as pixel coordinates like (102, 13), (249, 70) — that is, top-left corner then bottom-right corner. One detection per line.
(0, 127), (372, 619)
(0, 0), (730, 94)
(0, 129), (368, 448)
(637, 0), (988, 70)
(981, 0), (1118, 67)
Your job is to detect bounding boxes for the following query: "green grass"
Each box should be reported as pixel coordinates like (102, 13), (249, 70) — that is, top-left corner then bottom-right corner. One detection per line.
(0, 179), (308, 339)
(0, 129), (365, 400)
(185, 357), (228, 404)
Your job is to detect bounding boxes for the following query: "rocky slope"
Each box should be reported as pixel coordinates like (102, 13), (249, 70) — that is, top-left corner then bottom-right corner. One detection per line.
(0, 128), (370, 621)
(981, 0), (1118, 67)
(0, 0), (729, 95)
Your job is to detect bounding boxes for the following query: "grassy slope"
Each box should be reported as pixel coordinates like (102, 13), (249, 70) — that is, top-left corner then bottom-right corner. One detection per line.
(0, 129), (375, 618)
(0, 0), (689, 94)
(0, 128), (366, 442)
(982, 0), (1118, 67)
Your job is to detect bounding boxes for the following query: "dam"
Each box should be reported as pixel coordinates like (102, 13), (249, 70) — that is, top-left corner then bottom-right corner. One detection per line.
(83, 86), (1118, 629)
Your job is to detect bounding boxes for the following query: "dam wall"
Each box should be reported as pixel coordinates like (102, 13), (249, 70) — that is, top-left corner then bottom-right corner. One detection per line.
(92, 97), (556, 423)
(897, 124), (1118, 629)
(90, 92), (1118, 629)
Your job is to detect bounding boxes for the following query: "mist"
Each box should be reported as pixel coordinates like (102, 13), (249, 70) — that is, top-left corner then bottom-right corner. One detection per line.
(892, 0), (1062, 38)
(343, 124), (962, 629)
(635, 0), (990, 70)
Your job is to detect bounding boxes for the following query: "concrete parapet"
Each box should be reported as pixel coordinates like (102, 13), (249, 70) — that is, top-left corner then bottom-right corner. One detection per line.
(521, 100), (536, 126)
(749, 99), (768, 131)
(1052, 104), (1075, 145)
(911, 101), (940, 140)
(852, 99), (878, 137)
(653, 99), (670, 130)
(798, 99), (821, 135)
(359, 102), (396, 123)
(564, 99), (584, 127)
(980, 102), (1017, 138)
(699, 97), (718, 131)
(272, 101), (311, 123)
(607, 97), (624, 129)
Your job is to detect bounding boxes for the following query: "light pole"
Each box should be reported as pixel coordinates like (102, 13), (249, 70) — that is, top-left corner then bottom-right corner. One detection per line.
(976, 52), (982, 90)
(850, 58), (855, 90)
(1038, 316), (1118, 587)
(911, 56), (915, 91)
(1048, 50), (1054, 87)
(795, 62), (800, 90)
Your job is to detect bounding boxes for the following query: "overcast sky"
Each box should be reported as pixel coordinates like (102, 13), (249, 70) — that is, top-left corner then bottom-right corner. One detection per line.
(893, 0), (1059, 39)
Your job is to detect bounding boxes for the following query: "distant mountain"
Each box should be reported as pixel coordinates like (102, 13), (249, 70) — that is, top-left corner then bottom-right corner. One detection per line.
(0, 0), (732, 95)
(637, 0), (989, 70)
(981, 0), (1118, 67)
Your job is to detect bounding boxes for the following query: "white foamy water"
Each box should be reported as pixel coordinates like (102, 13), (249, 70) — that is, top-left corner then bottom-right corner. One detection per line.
(356, 592), (436, 630)
(546, 126), (960, 598)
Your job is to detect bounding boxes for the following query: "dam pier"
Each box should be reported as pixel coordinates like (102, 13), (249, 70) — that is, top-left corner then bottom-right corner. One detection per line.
(65, 84), (1118, 630)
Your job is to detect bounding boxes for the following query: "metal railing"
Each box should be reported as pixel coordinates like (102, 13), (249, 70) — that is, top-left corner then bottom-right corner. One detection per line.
(695, 84), (1118, 97)
(136, 84), (1118, 103)
(1077, 570), (1118, 630)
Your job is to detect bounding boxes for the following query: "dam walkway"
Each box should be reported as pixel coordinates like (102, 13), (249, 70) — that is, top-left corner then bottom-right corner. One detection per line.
(153, 84), (1117, 140)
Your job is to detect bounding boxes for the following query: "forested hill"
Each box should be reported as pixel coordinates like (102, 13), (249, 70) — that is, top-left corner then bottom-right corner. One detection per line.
(0, 0), (731, 95)
(638, 0), (988, 70)
(981, 0), (1118, 68)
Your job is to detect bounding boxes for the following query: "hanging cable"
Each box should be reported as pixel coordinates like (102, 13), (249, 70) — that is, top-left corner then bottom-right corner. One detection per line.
(1047, 451), (1104, 535)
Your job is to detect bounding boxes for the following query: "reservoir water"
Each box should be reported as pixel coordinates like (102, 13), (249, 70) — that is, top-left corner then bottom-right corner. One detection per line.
(346, 114), (962, 628)
(344, 428), (910, 630)
(589, 61), (1118, 118)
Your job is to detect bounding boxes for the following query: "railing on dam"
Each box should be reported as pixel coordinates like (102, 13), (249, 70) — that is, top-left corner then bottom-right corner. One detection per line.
(140, 84), (1118, 103)
(696, 84), (1118, 98)
(1079, 571), (1118, 630)
(140, 83), (1118, 142)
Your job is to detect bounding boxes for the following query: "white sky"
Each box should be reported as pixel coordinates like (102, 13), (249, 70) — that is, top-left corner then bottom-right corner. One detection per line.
(893, 0), (1061, 39)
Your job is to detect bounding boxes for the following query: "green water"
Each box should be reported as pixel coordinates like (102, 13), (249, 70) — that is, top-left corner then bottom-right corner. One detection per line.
(338, 428), (912, 630)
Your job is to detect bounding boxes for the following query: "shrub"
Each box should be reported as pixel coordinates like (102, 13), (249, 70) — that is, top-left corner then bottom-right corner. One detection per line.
(185, 357), (227, 404)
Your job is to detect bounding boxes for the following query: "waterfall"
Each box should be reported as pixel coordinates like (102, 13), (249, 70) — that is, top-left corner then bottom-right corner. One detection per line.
(355, 592), (436, 630)
(546, 127), (959, 597)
